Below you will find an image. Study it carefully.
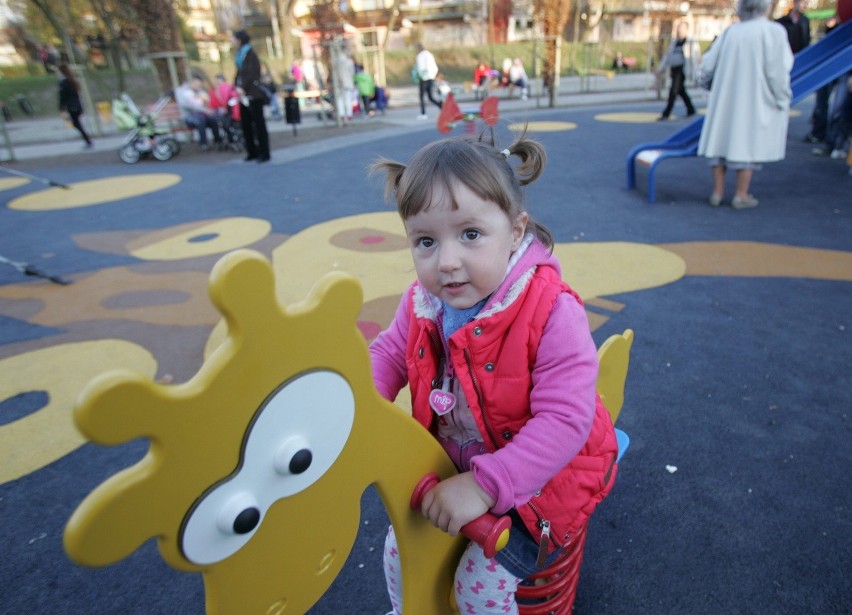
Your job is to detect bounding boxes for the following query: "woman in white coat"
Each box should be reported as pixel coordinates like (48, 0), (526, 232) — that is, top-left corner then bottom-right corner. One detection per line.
(697, 0), (793, 209)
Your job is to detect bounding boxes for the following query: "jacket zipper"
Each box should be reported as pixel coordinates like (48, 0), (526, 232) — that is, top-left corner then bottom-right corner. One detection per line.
(464, 347), (499, 447)
(528, 500), (564, 568)
(426, 329), (444, 388)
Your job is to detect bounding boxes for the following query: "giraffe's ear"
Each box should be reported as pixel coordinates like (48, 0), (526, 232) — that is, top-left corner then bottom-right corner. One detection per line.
(208, 250), (278, 336)
(304, 272), (364, 329)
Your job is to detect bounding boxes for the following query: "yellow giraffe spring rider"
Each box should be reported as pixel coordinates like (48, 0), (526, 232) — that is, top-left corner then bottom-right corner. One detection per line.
(64, 249), (633, 614)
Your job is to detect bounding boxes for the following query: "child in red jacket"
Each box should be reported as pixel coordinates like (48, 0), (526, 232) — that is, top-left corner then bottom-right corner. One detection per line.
(370, 132), (618, 614)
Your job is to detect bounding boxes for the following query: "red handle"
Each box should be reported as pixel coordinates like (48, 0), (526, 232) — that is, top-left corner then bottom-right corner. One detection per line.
(411, 472), (511, 559)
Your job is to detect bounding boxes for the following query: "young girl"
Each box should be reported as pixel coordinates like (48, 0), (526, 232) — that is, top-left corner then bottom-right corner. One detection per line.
(369, 132), (619, 614)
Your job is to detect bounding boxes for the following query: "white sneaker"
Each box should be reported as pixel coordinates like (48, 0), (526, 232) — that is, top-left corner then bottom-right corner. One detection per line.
(417, 114), (428, 120)
(830, 149), (847, 160)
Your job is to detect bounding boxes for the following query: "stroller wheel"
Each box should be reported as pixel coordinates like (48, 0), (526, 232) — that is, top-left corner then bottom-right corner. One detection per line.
(119, 142), (141, 164)
(152, 137), (179, 161)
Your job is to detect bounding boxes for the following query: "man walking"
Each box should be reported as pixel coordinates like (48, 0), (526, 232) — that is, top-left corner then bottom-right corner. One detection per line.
(415, 43), (442, 120)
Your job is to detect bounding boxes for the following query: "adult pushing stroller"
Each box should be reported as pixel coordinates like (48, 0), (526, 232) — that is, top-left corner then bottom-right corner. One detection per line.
(112, 93), (181, 164)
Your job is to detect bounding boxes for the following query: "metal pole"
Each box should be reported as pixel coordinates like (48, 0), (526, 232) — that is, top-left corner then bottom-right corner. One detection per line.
(0, 111), (15, 161)
(329, 40), (342, 128)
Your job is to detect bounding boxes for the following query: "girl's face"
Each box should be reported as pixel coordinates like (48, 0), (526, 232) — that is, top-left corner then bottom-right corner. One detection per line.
(404, 179), (527, 310)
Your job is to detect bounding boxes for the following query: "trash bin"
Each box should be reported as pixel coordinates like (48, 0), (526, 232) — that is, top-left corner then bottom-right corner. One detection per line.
(96, 101), (112, 125)
(12, 94), (33, 118)
(284, 91), (301, 136)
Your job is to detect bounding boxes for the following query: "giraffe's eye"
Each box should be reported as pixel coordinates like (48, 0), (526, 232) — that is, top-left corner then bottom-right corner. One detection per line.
(179, 371), (355, 565)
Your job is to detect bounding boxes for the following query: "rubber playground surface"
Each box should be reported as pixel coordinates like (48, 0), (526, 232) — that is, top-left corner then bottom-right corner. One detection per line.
(1, 97), (850, 614)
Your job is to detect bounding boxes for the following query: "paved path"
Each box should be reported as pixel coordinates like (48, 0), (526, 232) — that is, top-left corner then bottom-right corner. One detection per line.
(0, 73), (670, 162)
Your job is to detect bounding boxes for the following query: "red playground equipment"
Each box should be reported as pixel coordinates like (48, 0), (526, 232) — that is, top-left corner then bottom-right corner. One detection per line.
(411, 473), (512, 559)
(437, 93), (499, 133)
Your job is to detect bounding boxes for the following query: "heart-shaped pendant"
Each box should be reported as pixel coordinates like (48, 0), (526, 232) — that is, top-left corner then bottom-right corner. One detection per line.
(429, 388), (457, 415)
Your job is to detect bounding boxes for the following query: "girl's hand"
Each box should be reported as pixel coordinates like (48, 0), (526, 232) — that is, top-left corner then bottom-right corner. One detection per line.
(420, 471), (495, 536)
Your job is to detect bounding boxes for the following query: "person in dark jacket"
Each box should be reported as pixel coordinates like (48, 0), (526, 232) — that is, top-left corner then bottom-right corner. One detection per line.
(233, 30), (270, 163)
(57, 63), (92, 149)
(776, 0), (811, 53)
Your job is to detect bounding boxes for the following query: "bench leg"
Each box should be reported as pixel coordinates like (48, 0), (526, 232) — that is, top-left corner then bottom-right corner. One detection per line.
(648, 163), (657, 203)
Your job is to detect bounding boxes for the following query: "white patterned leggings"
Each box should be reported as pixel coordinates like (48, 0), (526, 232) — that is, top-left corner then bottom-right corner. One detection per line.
(383, 525), (523, 614)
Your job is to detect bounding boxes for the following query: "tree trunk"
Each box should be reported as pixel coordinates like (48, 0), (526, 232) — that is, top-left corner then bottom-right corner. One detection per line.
(126, 0), (186, 92)
(537, 0), (573, 106)
(89, 0), (126, 92)
(280, 0), (298, 80)
(26, 0), (75, 62)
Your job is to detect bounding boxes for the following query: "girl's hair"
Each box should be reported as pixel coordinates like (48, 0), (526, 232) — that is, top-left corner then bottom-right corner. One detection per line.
(738, 0), (771, 20)
(371, 129), (553, 249)
(58, 64), (79, 92)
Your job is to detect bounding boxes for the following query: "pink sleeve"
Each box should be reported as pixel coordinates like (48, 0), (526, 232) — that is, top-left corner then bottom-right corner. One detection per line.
(471, 293), (598, 514)
(368, 288), (412, 402)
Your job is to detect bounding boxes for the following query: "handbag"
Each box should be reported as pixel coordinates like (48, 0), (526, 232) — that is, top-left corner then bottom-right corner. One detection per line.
(254, 81), (273, 105)
(258, 85), (273, 104)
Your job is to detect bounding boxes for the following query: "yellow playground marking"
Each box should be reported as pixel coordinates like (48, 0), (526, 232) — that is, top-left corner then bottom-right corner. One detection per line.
(596, 108), (797, 122)
(508, 121), (577, 132)
(8, 174), (181, 211)
(595, 112), (664, 123)
(129, 217), (272, 261)
(0, 177), (29, 190)
(0, 340), (157, 484)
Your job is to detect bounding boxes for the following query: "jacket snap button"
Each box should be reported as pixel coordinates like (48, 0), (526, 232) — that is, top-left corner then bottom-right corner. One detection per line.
(473, 326), (482, 336)
(485, 363), (494, 371)
(418, 347), (424, 358)
(502, 430), (512, 440)
(535, 489), (542, 497)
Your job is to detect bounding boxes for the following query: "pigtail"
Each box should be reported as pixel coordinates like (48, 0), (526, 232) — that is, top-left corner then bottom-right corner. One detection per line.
(369, 157), (406, 204)
(502, 127), (553, 251)
(506, 128), (547, 187)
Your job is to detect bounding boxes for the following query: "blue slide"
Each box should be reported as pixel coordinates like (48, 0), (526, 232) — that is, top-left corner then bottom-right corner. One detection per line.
(626, 19), (852, 203)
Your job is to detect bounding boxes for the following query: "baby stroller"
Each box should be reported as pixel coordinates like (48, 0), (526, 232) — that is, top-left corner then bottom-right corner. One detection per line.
(217, 97), (245, 152)
(112, 93), (181, 164)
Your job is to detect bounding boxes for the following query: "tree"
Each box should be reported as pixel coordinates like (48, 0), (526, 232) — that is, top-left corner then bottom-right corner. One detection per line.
(276, 0), (300, 82)
(125, 0), (187, 91)
(20, 0), (80, 63)
(535, 0), (572, 106)
(86, 0), (132, 90)
(309, 0), (347, 77)
(493, 0), (513, 44)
